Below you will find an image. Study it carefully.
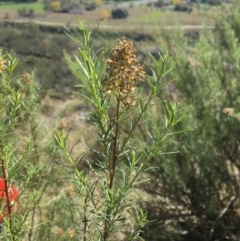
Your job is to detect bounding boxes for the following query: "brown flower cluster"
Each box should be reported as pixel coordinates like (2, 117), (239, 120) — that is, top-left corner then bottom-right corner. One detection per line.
(223, 107), (234, 116)
(103, 38), (145, 107)
(0, 57), (6, 74)
(21, 72), (31, 85)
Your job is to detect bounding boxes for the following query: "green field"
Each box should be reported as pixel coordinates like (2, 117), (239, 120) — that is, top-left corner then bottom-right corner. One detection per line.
(0, 2), (44, 13)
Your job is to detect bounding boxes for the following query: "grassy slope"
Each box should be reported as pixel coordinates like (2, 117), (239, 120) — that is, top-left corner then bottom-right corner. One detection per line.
(0, 2), (45, 13)
(133, 10), (214, 25)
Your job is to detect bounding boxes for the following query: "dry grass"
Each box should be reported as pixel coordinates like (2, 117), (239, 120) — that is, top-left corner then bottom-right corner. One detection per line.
(40, 92), (89, 159)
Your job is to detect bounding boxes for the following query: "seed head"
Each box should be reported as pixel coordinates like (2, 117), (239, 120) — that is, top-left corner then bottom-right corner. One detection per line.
(58, 119), (67, 132)
(67, 228), (76, 238)
(0, 58), (6, 74)
(103, 38), (145, 107)
(21, 72), (31, 85)
(223, 107), (234, 116)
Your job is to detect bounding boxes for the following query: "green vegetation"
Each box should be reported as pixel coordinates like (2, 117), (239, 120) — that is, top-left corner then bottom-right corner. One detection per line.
(0, 21), (185, 240)
(133, 10), (163, 23)
(1, 0), (240, 240)
(0, 2), (44, 13)
(140, 1), (240, 240)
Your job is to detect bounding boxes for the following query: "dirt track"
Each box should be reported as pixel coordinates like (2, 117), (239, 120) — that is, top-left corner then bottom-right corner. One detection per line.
(1, 18), (214, 31)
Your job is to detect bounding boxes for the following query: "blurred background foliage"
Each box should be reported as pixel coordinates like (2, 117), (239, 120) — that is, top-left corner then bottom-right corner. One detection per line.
(140, 2), (240, 241)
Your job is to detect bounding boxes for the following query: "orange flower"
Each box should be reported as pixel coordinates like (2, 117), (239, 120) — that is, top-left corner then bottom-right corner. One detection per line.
(0, 178), (19, 222)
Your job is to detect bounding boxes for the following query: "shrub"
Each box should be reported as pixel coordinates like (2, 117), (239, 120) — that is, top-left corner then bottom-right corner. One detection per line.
(111, 8), (129, 19)
(56, 22), (186, 240)
(85, 2), (96, 11)
(95, 0), (101, 6)
(19, 8), (35, 18)
(155, 0), (164, 7)
(4, 13), (9, 19)
(174, 3), (192, 12)
(101, 9), (109, 20)
(141, 2), (240, 240)
(49, 0), (61, 12)
(0, 50), (51, 241)
(0, 20), (187, 241)
(208, 0), (222, 5)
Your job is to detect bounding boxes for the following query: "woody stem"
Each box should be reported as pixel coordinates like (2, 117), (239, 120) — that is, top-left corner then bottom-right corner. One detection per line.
(103, 98), (121, 240)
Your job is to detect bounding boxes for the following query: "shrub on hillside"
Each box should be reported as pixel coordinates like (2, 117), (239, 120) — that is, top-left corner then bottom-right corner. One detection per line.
(101, 9), (109, 20)
(174, 3), (192, 12)
(85, 2), (96, 11)
(208, 0), (222, 5)
(18, 8), (35, 17)
(95, 0), (101, 6)
(111, 8), (128, 19)
(201, 0), (222, 4)
(155, 0), (164, 7)
(49, 0), (61, 12)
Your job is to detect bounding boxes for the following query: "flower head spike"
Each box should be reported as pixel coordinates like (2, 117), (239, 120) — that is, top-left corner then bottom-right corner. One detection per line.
(103, 37), (145, 107)
(0, 178), (19, 222)
(0, 57), (6, 74)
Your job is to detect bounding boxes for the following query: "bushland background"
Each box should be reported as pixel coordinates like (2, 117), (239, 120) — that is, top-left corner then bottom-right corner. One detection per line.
(1, 0), (240, 240)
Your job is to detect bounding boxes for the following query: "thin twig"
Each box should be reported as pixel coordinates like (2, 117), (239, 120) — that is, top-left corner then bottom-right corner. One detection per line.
(209, 196), (236, 239)
(218, 196), (236, 219)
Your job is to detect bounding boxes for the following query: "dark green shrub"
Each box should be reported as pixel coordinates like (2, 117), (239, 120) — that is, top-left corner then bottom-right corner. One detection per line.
(155, 0), (164, 7)
(111, 8), (129, 19)
(18, 8), (35, 18)
(174, 3), (192, 12)
(85, 2), (96, 11)
(203, 0), (222, 4)
(208, 0), (222, 5)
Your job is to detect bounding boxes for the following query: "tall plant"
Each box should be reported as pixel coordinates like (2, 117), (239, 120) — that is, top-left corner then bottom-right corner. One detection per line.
(55, 22), (185, 240)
